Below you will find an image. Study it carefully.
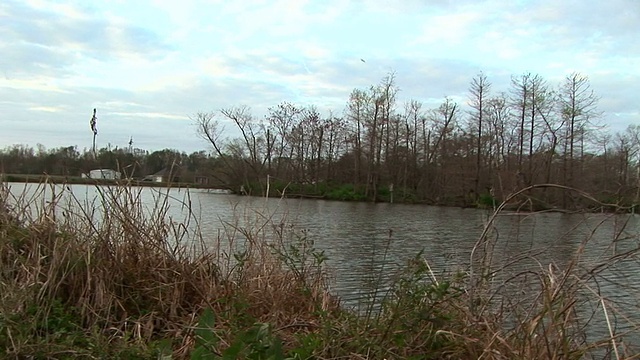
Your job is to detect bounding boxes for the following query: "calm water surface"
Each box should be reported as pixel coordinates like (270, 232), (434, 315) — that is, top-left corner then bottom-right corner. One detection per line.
(6, 183), (640, 349)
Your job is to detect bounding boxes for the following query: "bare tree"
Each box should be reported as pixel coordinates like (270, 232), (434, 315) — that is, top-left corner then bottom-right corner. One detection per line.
(510, 73), (549, 186)
(194, 112), (241, 186)
(468, 72), (491, 197)
(560, 72), (601, 189)
(267, 102), (303, 179)
(345, 89), (369, 187)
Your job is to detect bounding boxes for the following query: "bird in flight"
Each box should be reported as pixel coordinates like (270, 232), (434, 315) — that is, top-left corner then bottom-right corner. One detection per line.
(360, 58), (366, 63)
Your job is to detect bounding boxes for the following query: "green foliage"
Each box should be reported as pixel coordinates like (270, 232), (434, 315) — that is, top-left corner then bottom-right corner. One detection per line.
(325, 184), (366, 201)
(388, 255), (457, 321)
(288, 332), (323, 359)
(0, 298), (84, 350)
(191, 308), (219, 360)
(270, 227), (327, 289)
(0, 297), (158, 359)
(368, 253), (465, 355)
(227, 322), (286, 360)
(477, 192), (497, 208)
(377, 186), (391, 197)
(191, 308), (289, 360)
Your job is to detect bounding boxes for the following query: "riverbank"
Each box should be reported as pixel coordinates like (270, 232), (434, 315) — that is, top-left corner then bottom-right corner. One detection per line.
(244, 179), (638, 214)
(0, 182), (638, 358)
(1, 173), (231, 191)
(4, 174), (636, 214)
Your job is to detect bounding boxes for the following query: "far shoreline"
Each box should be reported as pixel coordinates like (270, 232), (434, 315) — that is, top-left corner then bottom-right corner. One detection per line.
(1, 173), (229, 191)
(3, 173), (635, 215)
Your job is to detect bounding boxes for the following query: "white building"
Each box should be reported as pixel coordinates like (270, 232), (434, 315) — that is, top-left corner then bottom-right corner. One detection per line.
(88, 169), (121, 180)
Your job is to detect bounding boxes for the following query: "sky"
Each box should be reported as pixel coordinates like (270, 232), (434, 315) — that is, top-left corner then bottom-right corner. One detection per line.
(1, 0), (638, 154)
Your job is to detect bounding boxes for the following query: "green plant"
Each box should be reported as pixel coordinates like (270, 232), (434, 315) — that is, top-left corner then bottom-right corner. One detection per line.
(325, 184), (366, 201)
(477, 192), (496, 208)
(192, 308), (288, 360)
(191, 308), (219, 359)
(270, 225), (328, 290)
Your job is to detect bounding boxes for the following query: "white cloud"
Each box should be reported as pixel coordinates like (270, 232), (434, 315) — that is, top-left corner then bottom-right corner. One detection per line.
(108, 112), (187, 120)
(0, 77), (71, 92)
(28, 106), (67, 113)
(0, 0), (638, 153)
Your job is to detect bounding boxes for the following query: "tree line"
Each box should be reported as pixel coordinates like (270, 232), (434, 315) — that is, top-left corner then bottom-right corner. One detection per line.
(1, 71), (639, 209)
(0, 144), (220, 184)
(196, 71), (640, 209)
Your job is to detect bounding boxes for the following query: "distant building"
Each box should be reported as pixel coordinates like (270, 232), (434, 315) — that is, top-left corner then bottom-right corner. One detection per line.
(88, 169), (121, 180)
(130, 147), (148, 157)
(194, 175), (209, 185)
(143, 168), (179, 183)
(208, 188), (233, 194)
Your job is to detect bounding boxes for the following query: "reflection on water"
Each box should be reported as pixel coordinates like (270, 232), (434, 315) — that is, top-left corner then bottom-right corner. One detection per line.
(6, 183), (640, 349)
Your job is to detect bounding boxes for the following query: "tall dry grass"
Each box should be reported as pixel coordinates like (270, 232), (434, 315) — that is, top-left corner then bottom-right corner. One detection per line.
(0, 180), (639, 358)
(0, 180), (334, 358)
(464, 184), (640, 359)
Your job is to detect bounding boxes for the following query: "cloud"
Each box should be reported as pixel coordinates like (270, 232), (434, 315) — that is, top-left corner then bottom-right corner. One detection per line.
(590, 73), (640, 130)
(0, 0), (637, 154)
(500, 0), (639, 61)
(0, 0), (171, 79)
(28, 106), (67, 113)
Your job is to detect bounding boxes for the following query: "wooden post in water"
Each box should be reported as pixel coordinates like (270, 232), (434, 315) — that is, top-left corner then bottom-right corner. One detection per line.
(389, 183), (394, 204)
(490, 187), (496, 211)
(266, 174), (270, 199)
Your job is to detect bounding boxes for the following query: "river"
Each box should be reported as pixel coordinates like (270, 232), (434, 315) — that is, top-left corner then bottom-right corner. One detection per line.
(5, 182), (640, 350)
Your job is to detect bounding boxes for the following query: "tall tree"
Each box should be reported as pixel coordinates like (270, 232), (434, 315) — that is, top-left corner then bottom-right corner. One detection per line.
(511, 73), (530, 175)
(194, 112), (243, 187)
(560, 72), (600, 190)
(345, 89), (369, 188)
(468, 72), (491, 197)
(510, 73), (549, 186)
(267, 102), (303, 180)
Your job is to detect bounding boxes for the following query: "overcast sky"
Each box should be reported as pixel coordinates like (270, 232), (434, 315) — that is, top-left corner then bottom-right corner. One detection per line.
(1, 0), (638, 154)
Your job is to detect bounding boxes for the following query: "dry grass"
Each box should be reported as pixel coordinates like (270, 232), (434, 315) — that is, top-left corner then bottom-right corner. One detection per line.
(465, 184), (640, 359)
(0, 180), (335, 358)
(0, 180), (639, 359)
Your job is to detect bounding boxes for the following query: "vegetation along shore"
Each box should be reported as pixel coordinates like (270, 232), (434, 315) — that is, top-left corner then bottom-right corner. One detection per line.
(1, 179), (639, 358)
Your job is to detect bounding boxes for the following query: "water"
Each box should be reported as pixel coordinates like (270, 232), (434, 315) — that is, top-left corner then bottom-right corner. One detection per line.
(5, 182), (640, 351)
